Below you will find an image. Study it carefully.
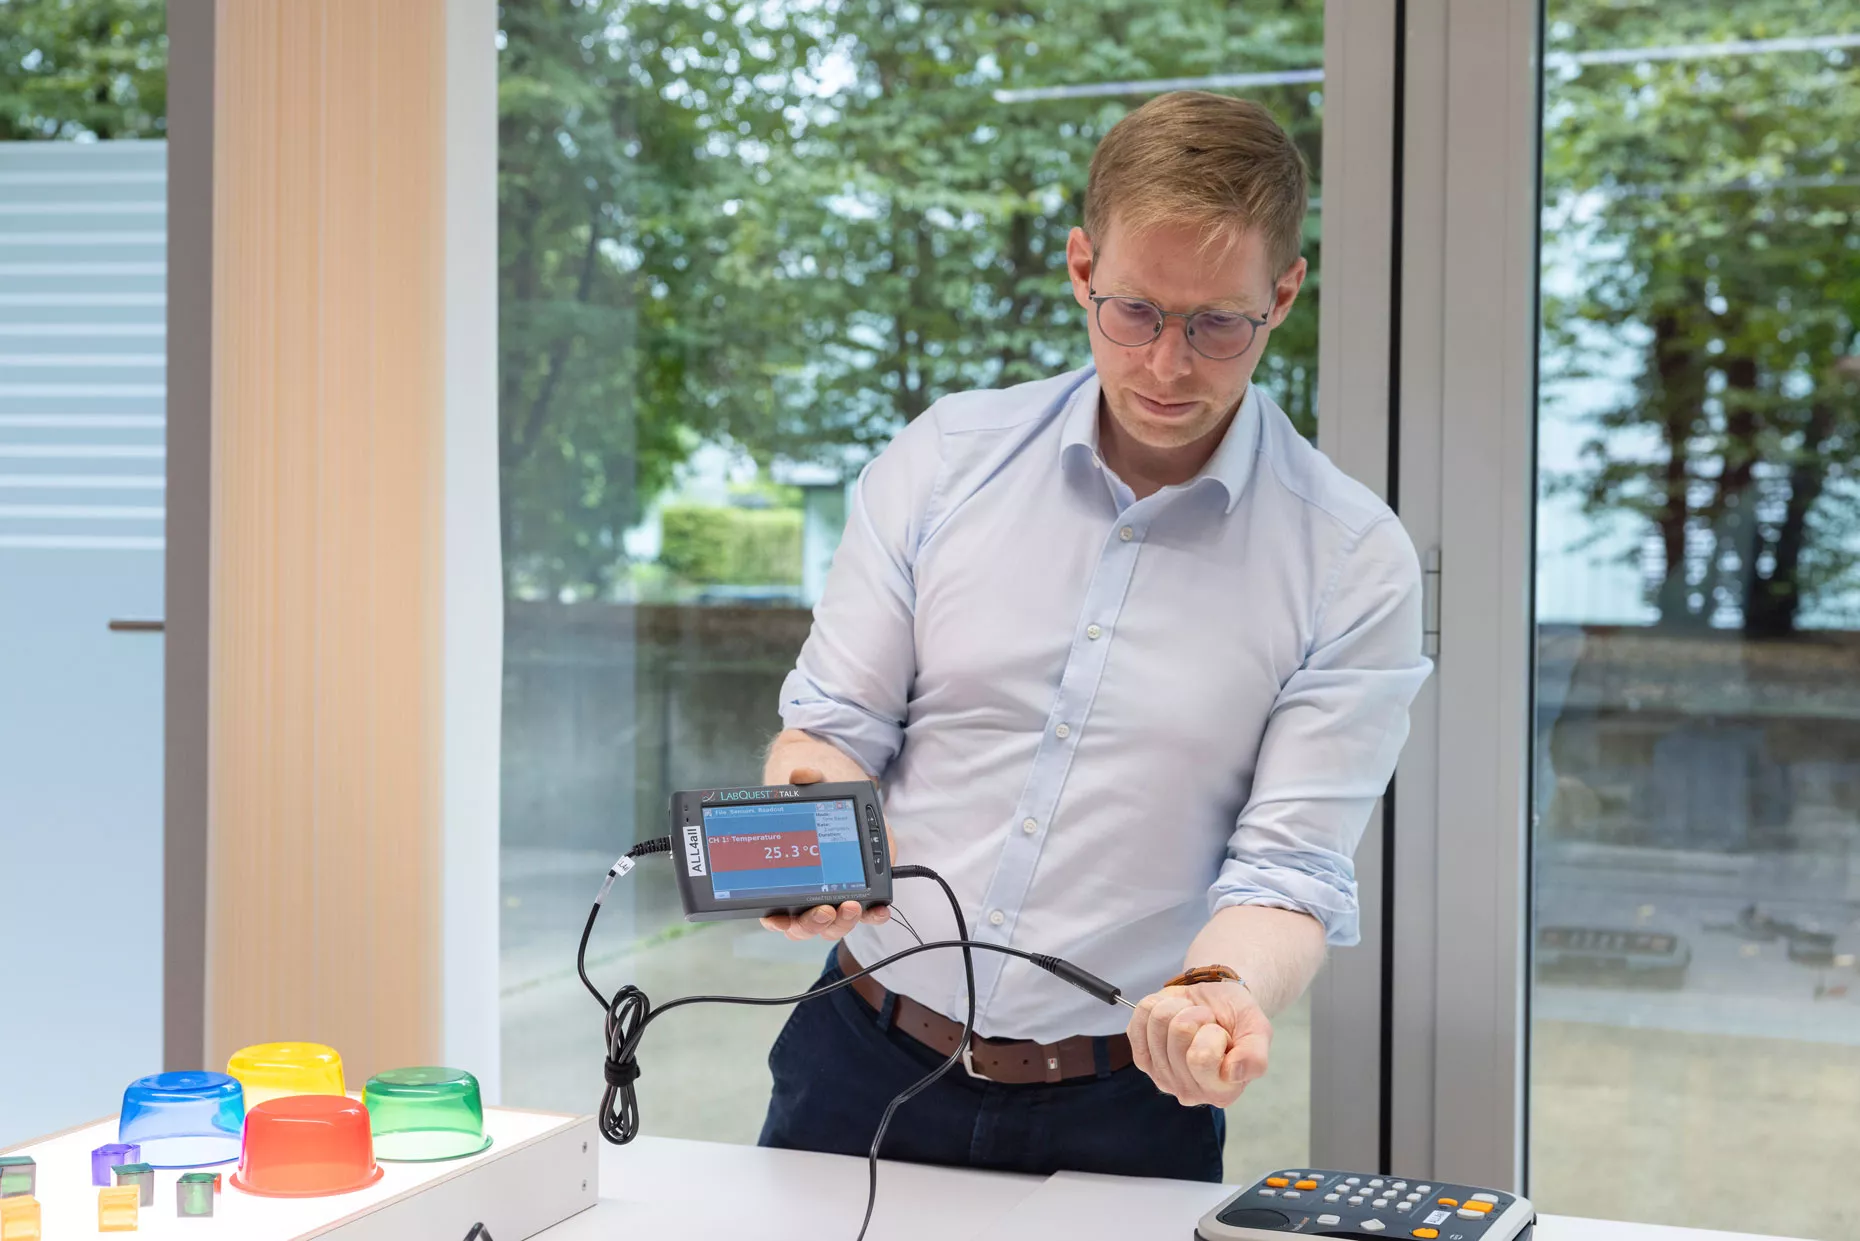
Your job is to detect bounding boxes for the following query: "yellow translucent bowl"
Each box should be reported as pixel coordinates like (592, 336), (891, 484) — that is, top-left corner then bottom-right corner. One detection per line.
(225, 1043), (346, 1111)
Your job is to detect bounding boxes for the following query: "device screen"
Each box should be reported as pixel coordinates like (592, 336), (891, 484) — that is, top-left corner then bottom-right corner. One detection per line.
(700, 798), (868, 902)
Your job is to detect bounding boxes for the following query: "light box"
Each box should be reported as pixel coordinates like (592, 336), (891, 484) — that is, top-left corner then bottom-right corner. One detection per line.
(2, 1107), (596, 1240)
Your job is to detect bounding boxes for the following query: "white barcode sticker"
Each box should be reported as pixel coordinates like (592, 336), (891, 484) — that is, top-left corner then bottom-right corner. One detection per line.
(1424, 1209), (1452, 1226)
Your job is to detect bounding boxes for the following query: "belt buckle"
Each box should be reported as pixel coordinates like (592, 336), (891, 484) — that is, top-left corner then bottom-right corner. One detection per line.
(959, 1037), (989, 1081)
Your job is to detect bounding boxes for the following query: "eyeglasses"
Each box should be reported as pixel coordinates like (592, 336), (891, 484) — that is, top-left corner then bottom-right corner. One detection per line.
(1087, 289), (1269, 362)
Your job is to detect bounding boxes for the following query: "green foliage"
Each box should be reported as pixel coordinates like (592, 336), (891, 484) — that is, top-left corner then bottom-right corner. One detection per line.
(727, 478), (804, 510)
(1544, 1), (1860, 634)
(40, 0), (1852, 635)
(0, 0), (165, 139)
(497, 0), (1323, 600)
(659, 504), (802, 586)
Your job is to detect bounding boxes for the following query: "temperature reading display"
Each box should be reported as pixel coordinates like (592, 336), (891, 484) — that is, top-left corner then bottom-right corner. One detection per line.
(701, 798), (867, 902)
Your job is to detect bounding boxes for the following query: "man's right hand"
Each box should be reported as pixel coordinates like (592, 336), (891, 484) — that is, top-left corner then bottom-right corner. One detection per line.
(760, 898), (890, 942)
(757, 764), (893, 941)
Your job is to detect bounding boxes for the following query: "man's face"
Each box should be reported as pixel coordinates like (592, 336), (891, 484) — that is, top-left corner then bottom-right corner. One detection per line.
(1066, 219), (1306, 455)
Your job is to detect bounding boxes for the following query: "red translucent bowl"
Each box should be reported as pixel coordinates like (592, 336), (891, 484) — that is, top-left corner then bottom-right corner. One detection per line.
(229, 1095), (385, 1198)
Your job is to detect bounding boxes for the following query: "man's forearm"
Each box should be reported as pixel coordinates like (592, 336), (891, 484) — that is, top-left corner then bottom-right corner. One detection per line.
(1184, 904), (1327, 1017)
(763, 728), (874, 785)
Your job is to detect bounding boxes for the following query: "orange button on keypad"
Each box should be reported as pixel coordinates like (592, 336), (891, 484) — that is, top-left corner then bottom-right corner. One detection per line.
(1295, 1180), (1318, 1190)
(1464, 1202), (1494, 1214)
(1265, 1177), (1290, 1188)
(1436, 1198), (1459, 1207)
(1413, 1230), (1440, 1239)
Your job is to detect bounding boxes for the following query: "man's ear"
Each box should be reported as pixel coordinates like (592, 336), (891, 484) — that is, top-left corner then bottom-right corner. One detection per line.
(1066, 227), (1095, 311)
(1270, 257), (1309, 326)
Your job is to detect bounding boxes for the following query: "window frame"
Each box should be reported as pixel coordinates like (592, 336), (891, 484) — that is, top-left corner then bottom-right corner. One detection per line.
(1383, 0), (1543, 1193)
(1308, 0), (1407, 1177)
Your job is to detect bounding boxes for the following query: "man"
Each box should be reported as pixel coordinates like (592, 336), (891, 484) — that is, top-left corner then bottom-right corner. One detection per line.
(756, 91), (1430, 1181)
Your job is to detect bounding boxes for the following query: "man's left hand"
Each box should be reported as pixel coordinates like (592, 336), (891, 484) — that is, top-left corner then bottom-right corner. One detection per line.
(1127, 980), (1272, 1107)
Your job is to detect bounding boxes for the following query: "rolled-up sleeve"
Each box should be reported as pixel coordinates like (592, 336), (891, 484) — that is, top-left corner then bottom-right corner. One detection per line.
(1209, 514), (1433, 944)
(777, 411), (944, 779)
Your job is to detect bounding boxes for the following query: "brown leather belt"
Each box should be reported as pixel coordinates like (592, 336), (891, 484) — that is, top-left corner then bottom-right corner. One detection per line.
(836, 941), (1133, 1085)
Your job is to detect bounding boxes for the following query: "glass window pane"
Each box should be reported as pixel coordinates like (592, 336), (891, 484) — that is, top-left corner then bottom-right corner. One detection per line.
(498, 0), (1324, 1181)
(1532, 7), (1860, 1234)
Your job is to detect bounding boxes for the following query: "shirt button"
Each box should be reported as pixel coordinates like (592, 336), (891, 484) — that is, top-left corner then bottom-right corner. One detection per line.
(1119, 526), (1134, 541)
(1086, 624), (1103, 640)
(1022, 817), (1038, 834)
(989, 910), (1006, 926)
(1054, 723), (1071, 739)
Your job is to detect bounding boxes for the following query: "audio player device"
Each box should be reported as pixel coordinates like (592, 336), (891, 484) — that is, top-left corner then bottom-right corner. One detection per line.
(669, 780), (893, 921)
(1195, 1170), (1535, 1241)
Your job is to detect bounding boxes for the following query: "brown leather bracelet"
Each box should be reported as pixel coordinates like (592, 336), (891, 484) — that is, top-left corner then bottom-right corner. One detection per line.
(1165, 964), (1247, 990)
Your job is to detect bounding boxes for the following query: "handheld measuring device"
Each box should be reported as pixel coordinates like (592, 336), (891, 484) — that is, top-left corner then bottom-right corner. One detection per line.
(1196, 1170), (1535, 1240)
(669, 780), (892, 921)
(587, 783), (1173, 1241)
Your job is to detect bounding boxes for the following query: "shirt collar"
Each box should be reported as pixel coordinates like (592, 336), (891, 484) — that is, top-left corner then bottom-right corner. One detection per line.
(1059, 367), (1262, 514)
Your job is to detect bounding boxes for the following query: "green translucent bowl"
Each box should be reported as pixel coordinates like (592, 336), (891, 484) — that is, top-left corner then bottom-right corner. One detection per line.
(361, 1067), (493, 1162)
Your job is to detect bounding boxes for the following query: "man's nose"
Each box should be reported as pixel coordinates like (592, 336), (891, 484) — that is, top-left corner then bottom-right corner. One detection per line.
(1147, 320), (1197, 383)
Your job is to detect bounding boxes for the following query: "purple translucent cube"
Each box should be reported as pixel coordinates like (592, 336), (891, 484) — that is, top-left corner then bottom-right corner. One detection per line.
(91, 1143), (141, 1188)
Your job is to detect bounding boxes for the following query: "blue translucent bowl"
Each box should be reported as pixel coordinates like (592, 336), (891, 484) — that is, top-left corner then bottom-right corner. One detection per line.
(119, 1071), (244, 1168)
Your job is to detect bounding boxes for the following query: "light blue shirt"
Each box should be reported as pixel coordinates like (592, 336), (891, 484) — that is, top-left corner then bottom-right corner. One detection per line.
(779, 365), (1431, 1041)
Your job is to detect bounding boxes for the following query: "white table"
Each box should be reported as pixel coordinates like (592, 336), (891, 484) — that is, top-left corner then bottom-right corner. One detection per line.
(536, 1135), (1042, 1240)
(539, 1135), (1810, 1241)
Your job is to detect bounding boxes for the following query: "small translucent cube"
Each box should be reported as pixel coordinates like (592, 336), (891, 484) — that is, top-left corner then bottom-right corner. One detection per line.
(177, 1172), (216, 1218)
(113, 1161), (155, 1206)
(99, 1185), (140, 1231)
(92, 1143), (141, 1187)
(0, 1157), (31, 1198)
(0, 1195), (41, 1241)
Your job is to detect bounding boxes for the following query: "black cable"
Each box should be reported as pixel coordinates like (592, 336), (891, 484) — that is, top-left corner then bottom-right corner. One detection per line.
(889, 904), (926, 947)
(577, 844), (1125, 1239)
(575, 836), (672, 1145)
(854, 863), (972, 1241)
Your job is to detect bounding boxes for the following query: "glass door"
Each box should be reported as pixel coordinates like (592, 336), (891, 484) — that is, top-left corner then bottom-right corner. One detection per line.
(1530, 7), (1860, 1234)
(0, 13), (169, 1145)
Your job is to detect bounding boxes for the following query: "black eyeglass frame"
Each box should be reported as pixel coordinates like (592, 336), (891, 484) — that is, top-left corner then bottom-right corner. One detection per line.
(1086, 288), (1271, 362)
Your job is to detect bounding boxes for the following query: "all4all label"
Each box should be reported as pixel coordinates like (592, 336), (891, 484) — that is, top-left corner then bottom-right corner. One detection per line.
(683, 823), (707, 876)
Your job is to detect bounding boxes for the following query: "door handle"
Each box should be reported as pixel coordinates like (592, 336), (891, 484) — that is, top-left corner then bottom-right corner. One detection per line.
(108, 620), (165, 633)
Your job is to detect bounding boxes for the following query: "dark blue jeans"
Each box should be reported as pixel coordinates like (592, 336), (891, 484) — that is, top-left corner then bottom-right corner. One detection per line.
(757, 949), (1225, 1181)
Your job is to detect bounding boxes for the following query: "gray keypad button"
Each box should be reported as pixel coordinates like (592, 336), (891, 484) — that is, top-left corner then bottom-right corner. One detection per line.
(1361, 1222), (1385, 1233)
(1318, 1216), (1341, 1227)
(1460, 1209), (1484, 1220)
(1471, 1193), (1500, 1204)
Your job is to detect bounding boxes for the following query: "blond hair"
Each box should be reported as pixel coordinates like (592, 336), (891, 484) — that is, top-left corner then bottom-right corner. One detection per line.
(1083, 91), (1309, 276)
